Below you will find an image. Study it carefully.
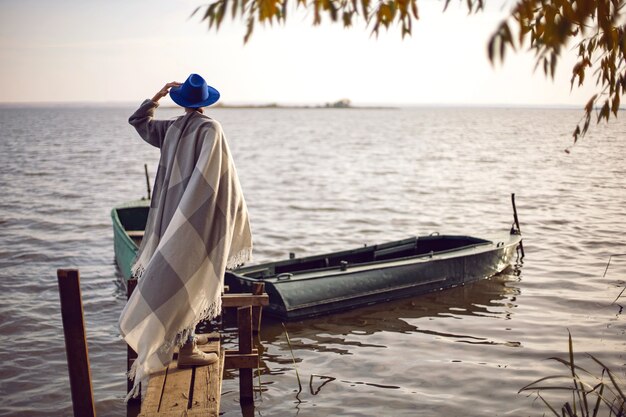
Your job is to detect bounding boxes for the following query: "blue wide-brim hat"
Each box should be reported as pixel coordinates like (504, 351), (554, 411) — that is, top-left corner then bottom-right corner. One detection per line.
(170, 74), (220, 108)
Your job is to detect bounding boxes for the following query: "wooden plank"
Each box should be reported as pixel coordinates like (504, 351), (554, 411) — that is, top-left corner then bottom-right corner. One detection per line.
(140, 340), (225, 416)
(56, 269), (96, 417)
(223, 353), (258, 369)
(158, 360), (193, 413)
(221, 293), (269, 307)
(191, 339), (219, 406)
(225, 348), (258, 355)
(140, 368), (167, 414)
(191, 340), (221, 415)
(217, 350), (224, 411)
(140, 411), (218, 417)
(191, 363), (219, 411)
(238, 306), (254, 404)
(187, 410), (219, 417)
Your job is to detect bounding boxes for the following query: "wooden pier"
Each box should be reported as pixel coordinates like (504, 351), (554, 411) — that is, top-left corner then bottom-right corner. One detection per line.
(57, 269), (268, 417)
(137, 334), (224, 417)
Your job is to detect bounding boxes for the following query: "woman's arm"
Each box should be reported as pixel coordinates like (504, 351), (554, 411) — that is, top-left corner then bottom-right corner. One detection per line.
(128, 82), (181, 148)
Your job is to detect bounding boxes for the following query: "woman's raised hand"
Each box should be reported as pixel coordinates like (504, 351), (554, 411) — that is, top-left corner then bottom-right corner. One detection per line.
(151, 82), (182, 103)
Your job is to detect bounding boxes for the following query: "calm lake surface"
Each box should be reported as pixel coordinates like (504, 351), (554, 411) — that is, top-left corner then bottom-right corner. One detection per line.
(0, 105), (624, 416)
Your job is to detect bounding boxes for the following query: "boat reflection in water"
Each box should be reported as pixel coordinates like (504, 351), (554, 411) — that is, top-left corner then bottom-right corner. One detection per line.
(236, 267), (522, 405)
(260, 267), (521, 346)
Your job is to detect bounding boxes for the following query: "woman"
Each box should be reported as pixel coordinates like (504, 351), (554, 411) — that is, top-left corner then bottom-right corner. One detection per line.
(120, 74), (253, 397)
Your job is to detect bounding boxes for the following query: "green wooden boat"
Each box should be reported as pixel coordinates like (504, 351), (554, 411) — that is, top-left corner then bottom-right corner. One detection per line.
(111, 199), (150, 284)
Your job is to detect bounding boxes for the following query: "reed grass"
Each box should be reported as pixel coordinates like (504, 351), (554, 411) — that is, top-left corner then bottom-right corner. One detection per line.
(603, 253), (626, 307)
(256, 343), (263, 400)
(519, 332), (625, 417)
(281, 322), (303, 393)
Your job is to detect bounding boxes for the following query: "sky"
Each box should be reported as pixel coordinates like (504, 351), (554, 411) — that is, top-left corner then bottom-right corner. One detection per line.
(0, 0), (598, 106)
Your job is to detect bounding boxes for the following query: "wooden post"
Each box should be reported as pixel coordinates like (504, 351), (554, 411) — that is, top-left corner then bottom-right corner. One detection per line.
(237, 306), (254, 404)
(126, 279), (141, 417)
(251, 282), (264, 334)
(57, 269), (96, 417)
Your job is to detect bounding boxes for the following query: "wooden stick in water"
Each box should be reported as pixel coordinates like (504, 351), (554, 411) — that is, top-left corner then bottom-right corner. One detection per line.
(144, 163), (151, 200)
(511, 193), (525, 258)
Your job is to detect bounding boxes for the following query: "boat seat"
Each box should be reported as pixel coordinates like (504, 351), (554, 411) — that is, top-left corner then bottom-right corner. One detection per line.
(240, 267), (272, 278)
(373, 242), (416, 260)
(126, 230), (145, 238)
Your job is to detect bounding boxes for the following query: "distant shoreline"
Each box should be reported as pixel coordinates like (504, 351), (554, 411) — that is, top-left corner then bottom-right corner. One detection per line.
(0, 102), (607, 111)
(179, 103), (397, 110)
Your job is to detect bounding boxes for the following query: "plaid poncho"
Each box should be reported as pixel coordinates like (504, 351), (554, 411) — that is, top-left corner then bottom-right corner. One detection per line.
(120, 100), (252, 397)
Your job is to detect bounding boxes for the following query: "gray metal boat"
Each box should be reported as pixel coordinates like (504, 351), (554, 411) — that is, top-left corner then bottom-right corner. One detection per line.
(225, 230), (522, 321)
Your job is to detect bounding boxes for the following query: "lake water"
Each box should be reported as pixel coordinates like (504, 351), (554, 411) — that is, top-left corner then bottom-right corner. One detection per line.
(0, 105), (624, 416)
